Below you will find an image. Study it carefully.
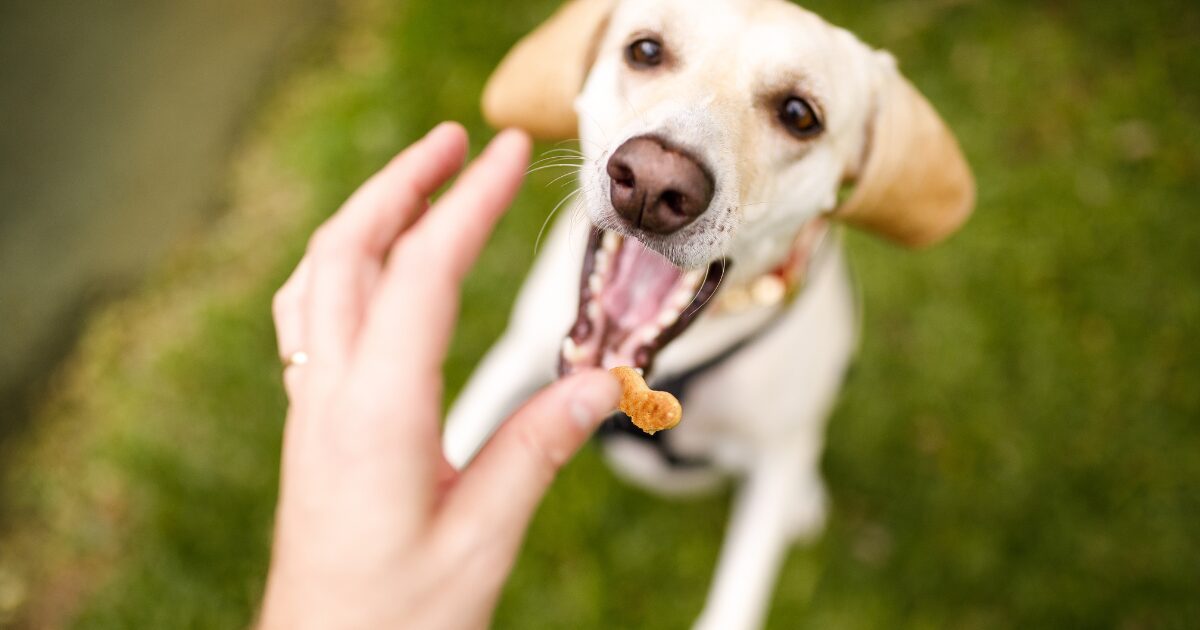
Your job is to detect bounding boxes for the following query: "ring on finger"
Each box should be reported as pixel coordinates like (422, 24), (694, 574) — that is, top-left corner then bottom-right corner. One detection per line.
(282, 350), (310, 369)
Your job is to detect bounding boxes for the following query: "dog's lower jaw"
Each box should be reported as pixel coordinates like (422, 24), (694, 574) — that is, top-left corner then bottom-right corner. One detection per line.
(559, 227), (728, 378)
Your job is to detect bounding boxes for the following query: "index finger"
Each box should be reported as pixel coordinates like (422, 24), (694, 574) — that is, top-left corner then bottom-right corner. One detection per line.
(355, 129), (532, 382)
(408, 128), (533, 283)
(329, 129), (532, 508)
(300, 123), (469, 387)
(314, 121), (470, 260)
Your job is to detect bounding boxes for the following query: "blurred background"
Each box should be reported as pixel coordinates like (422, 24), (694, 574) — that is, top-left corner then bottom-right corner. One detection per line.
(0, 0), (1197, 627)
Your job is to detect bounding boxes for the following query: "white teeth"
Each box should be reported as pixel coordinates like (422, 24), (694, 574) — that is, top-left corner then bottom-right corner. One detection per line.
(594, 248), (610, 274)
(562, 337), (585, 362)
(671, 286), (697, 310)
(751, 275), (786, 306)
(658, 288), (694, 328)
(588, 273), (603, 295)
(638, 324), (661, 342)
(683, 269), (706, 288)
(586, 300), (602, 321)
(648, 274), (704, 331)
(602, 231), (621, 252)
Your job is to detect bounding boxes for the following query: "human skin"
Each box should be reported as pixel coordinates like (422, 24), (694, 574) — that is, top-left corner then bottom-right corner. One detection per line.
(259, 122), (620, 630)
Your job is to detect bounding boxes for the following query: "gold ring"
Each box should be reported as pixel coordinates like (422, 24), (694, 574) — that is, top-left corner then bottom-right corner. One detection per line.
(283, 351), (309, 369)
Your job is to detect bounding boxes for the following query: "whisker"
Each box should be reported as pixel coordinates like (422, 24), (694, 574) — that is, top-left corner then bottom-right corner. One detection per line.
(527, 156), (586, 169)
(530, 159), (582, 172)
(528, 154), (586, 167)
(690, 259), (728, 313)
(546, 168), (581, 187)
(552, 139), (587, 148)
(557, 137), (605, 153)
(565, 183), (598, 261)
(535, 148), (585, 159)
(684, 263), (713, 313)
(525, 162), (586, 176)
(534, 188), (583, 255)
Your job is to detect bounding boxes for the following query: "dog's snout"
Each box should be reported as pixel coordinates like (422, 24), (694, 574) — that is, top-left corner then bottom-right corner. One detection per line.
(606, 136), (714, 235)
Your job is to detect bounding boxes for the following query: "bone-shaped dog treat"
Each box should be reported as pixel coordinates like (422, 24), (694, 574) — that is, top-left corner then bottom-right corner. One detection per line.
(610, 366), (683, 435)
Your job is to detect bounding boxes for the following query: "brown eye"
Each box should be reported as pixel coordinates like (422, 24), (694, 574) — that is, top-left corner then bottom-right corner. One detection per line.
(779, 96), (822, 139)
(626, 37), (664, 69)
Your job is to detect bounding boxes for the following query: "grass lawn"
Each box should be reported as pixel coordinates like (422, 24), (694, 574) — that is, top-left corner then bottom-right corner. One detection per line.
(2, 0), (1198, 627)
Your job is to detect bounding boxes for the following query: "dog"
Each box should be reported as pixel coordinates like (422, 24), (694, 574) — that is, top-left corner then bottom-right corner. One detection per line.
(443, 0), (974, 627)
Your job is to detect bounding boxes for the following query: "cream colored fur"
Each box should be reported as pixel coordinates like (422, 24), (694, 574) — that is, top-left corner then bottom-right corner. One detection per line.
(446, 1), (974, 627)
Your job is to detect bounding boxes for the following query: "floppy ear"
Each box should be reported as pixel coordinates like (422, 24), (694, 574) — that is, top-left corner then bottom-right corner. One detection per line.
(834, 56), (975, 247)
(482, 0), (615, 140)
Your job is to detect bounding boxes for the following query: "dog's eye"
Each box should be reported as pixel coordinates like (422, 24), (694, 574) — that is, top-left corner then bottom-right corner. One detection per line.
(626, 37), (664, 69)
(779, 97), (822, 139)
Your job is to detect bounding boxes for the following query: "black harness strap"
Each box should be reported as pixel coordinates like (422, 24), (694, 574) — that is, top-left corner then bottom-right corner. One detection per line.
(595, 311), (789, 468)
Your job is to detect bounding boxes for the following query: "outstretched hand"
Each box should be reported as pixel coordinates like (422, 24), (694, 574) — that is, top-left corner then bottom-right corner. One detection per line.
(260, 123), (620, 629)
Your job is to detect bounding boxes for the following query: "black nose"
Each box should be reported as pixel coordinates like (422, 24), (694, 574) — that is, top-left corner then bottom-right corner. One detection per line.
(606, 136), (714, 235)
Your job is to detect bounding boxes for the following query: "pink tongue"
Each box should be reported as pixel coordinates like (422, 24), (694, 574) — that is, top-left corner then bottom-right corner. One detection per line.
(602, 239), (682, 329)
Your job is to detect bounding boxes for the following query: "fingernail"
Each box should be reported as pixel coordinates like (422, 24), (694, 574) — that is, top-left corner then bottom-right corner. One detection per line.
(490, 128), (531, 154)
(568, 371), (621, 430)
(425, 121), (466, 144)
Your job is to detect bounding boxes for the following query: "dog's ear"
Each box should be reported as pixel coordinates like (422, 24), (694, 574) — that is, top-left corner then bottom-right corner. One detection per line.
(834, 54), (975, 247)
(482, 0), (615, 140)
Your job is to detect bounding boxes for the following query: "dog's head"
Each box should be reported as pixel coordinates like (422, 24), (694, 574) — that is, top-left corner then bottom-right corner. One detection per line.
(484, 0), (975, 373)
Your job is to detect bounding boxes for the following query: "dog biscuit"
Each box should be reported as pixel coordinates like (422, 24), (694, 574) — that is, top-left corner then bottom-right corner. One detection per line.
(610, 366), (682, 435)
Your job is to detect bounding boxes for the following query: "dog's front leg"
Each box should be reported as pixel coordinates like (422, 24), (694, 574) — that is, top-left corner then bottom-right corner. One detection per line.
(694, 444), (821, 630)
(442, 326), (555, 468)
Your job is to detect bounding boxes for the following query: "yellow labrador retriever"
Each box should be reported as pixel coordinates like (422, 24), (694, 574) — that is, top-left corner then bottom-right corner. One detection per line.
(444, 0), (973, 627)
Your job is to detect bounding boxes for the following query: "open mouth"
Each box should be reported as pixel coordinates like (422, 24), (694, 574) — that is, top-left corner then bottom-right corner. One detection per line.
(559, 228), (727, 377)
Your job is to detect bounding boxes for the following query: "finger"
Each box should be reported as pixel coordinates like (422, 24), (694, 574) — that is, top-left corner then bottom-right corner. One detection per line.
(409, 128), (532, 283)
(303, 123), (469, 384)
(329, 130), (531, 495)
(323, 121), (469, 260)
(436, 370), (620, 546)
(273, 256), (310, 402)
(355, 129), (531, 383)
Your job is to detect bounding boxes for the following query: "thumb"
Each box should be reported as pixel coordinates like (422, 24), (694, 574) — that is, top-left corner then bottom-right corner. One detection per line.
(437, 370), (620, 544)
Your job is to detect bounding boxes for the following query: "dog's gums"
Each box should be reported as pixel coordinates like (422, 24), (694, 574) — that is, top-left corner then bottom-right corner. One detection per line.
(558, 227), (727, 377)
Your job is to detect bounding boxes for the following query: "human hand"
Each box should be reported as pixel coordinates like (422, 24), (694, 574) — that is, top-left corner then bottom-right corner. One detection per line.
(259, 123), (621, 629)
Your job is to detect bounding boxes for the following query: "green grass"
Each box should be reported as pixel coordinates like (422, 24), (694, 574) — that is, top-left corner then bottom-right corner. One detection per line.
(3, 0), (1199, 627)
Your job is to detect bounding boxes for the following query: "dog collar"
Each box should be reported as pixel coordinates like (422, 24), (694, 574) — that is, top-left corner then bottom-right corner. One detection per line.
(711, 216), (831, 315)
